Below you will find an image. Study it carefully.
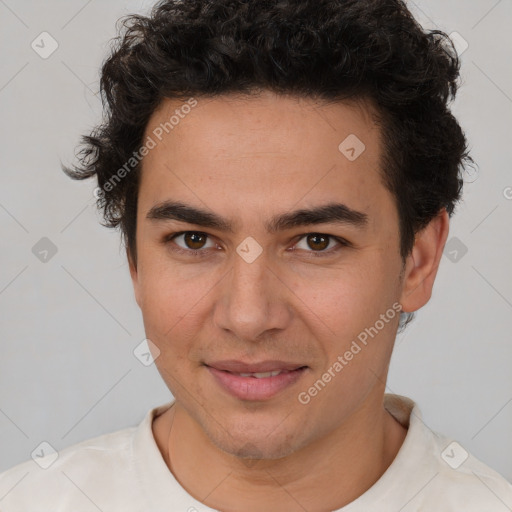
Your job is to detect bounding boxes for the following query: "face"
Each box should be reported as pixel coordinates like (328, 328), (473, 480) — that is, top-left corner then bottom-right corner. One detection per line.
(130, 91), (415, 460)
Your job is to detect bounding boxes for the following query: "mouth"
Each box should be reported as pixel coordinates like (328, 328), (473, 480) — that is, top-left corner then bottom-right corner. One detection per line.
(204, 360), (308, 401)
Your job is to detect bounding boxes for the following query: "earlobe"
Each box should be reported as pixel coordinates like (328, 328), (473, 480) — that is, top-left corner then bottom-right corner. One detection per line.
(399, 208), (450, 313)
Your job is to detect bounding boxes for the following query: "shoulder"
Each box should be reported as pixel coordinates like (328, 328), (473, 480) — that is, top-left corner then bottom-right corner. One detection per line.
(424, 431), (512, 510)
(0, 426), (141, 511)
(379, 395), (512, 511)
(406, 416), (512, 510)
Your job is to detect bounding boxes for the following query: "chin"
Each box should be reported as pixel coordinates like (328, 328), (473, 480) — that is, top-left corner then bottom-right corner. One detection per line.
(205, 419), (308, 462)
(223, 437), (298, 461)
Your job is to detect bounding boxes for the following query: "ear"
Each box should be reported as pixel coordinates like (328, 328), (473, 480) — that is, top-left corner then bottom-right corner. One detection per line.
(399, 208), (450, 313)
(127, 247), (142, 308)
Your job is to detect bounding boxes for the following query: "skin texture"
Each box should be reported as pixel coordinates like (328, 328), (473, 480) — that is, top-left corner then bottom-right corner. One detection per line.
(129, 90), (450, 511)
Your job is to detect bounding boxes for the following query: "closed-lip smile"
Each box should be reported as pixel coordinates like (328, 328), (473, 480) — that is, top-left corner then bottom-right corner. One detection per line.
(205, 360), (308, 401)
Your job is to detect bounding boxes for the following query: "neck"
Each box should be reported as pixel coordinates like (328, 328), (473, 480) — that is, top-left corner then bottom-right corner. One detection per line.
(153, 392), (407, 511)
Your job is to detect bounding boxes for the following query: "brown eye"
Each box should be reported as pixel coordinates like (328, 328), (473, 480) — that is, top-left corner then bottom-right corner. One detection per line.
(166, 231), (216, 254)
(293, 233), (349, 257)
(183, 232), (208, 250)
(306, 234), (330, 251)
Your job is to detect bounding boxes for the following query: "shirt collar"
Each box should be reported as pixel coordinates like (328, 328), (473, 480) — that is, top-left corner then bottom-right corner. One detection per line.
(131, 394), (436, 511)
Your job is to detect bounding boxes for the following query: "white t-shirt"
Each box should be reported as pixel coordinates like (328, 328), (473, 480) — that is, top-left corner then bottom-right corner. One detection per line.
(1, 394), (511, 511)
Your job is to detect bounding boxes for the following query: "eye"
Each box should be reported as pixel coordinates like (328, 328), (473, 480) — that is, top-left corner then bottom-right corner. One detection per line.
(163, 231), (350, 258)
(165, 231), (217, 255)
(293, 233), (349, 256)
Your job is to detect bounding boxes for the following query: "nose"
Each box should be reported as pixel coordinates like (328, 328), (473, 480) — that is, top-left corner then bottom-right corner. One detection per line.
(213, 249), (293, 342)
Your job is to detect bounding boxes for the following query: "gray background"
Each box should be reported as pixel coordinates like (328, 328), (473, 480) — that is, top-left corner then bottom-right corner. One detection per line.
(1, 0), (511, 484)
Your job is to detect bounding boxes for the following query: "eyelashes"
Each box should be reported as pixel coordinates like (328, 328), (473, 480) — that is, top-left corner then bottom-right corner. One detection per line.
(163, 231), (351, 258)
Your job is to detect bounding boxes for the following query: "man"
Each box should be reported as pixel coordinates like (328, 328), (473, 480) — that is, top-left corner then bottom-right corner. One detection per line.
(1, 0), (511, 510)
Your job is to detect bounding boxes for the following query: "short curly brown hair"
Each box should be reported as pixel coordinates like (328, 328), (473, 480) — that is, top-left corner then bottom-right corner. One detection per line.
(63, 0), (473, 328)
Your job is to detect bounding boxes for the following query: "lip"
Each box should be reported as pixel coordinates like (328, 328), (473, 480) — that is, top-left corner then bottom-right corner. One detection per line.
(205, 361), (308, 401)
(206, 360), (305, 373)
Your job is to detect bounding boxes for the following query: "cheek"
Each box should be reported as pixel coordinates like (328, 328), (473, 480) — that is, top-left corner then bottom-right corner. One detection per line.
(289, 257), (394, 340)
(135, 256), (215, 350)
(294, 269), (400, 420)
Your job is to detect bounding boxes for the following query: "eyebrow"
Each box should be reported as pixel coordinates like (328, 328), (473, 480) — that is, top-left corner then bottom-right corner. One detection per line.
(146, 201), (369, 233)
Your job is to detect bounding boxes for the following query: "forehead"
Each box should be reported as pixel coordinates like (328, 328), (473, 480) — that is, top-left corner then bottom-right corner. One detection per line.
(138, 91), (393, 234)
(145, 91), (381, 158)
